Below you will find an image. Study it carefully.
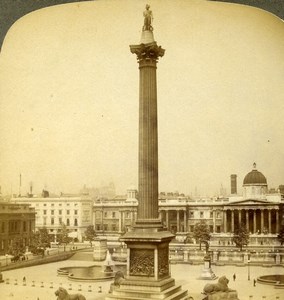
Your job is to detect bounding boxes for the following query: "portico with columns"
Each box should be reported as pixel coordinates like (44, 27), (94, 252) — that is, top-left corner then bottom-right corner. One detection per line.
(222, 202), (280, 234)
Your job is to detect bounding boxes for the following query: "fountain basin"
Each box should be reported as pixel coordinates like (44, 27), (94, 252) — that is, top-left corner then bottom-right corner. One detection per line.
(257, 275), (284, 288)
(57, 264), (126, 282)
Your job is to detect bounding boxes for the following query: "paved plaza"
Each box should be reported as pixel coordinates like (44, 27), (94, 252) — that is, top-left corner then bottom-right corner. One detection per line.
(1, 256), (284, 300)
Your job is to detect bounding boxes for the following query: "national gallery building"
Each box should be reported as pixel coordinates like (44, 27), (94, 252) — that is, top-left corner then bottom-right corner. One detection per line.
(9, 164), (284, 245)
(93, 164), (284, 245)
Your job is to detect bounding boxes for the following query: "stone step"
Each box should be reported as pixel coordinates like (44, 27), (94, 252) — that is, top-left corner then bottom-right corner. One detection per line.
(113, 284), (182, 298)
(106, 285), (188, 300)
(163, 289), (188, 300)
(119, 277), (176, 293)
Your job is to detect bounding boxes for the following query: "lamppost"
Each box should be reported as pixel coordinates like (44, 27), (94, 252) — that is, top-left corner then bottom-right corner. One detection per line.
(5, 254), (8, 266)
(248, 259), (251, 281)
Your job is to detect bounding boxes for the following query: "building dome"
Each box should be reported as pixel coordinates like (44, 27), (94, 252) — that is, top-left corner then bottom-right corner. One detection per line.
(243, 163), (267, 185)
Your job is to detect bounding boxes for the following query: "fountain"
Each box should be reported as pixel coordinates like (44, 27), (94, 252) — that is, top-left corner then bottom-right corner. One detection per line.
(257, 275), (284, 288)
(102, 250), (114, 273)
(57, 250), (126, 282)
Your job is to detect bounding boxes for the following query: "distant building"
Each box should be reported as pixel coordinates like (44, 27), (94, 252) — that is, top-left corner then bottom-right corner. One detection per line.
(9, 164), (284, 246)
(0, 202), (35, 255)
(12, 193), (93, 242)
(93, 186), (138, 234)
(94, 164), (284, 245)
(80, 182), (116, 199)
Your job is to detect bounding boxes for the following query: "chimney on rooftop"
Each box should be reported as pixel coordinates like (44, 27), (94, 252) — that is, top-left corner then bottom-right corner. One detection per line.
(230, 174), (237, 194)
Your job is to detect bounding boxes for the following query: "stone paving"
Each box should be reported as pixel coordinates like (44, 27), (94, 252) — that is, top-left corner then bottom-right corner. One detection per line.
(1, 259), (284, 300)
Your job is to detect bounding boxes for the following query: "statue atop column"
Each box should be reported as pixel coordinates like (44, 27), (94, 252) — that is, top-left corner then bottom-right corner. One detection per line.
(143, 4), (153, 31)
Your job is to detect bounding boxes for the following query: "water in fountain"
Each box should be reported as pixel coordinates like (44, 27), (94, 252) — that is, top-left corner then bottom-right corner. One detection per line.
(103, 250), (114, 273)
(57, 249), (125, 281)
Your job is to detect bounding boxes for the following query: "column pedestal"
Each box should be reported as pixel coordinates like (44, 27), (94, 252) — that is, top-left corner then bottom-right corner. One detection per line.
(199, 255), (217, 280)
(106, 228), (189, 300)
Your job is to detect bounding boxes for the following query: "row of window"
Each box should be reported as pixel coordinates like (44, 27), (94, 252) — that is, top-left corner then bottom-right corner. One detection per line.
(36, 202), (79, 207)
(42, 209), (78, 215)
(189, 211), (221, 219)
(188, 225), (221, 233)
(96, 224), (117, 231)
(42, 217), (78, 226)
(96, 211), (133, 219)
(95, 211), (222, 219)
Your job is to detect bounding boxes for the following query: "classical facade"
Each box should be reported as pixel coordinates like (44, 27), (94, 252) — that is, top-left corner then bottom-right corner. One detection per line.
(93, 187), (138, 234)
(94, 164), (284, 245)
(12, 193), (93, 242)
(0, 202), (35, 255)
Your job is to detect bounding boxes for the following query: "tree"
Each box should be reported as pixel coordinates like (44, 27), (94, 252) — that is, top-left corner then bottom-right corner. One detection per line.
(84, 225), (96, 247)
(8, 237), (25, 259)
(30, 227), (52, 256)
(57, 223), (72, 251)
(192, 221), (211, 250)
(232, 223), (250, 251)
(277, 226), (284, 246)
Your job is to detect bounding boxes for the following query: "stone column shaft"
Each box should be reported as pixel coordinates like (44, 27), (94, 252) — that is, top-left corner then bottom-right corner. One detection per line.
(261, 210), (264, 232)
(223, 210), (227, 233)
(177, 210), (180, 232)
(130, 38), (164, 227)
(138, 59), (159, 222)
(246, 210), (249, 231)
(212, 210), (216, 233)
(166, 210), (169, 230)
(231, 210), (234, 232)
(276, 210), (279, 233)
(101, 209), (104, 230)
(183, 209), (187, 232)
(268, 210), (271, 234)
(253, 210), (256, 233)
(119, 211), (123, 232)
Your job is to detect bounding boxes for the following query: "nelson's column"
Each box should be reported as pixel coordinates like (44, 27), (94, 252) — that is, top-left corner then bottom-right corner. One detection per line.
(106, 6), (189, 300)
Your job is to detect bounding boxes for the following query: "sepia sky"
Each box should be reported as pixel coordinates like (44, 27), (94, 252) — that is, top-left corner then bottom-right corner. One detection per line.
(0, 0), (284, 197)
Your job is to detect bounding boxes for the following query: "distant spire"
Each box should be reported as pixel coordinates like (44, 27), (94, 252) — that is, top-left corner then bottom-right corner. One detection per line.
(253, 162), (257, 170)
(19, 173), (22, 196)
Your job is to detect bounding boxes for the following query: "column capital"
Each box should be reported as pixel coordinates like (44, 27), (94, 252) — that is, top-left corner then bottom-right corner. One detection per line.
(130, 42), (165, 62)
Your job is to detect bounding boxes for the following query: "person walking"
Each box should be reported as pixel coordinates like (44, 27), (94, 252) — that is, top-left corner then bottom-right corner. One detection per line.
(253, 279), (256, 286)
(233, 273), (236, 281)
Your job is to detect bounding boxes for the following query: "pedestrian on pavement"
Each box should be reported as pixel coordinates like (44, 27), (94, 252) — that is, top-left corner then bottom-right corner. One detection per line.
(253, 279), (256, 286)
(233, 273), (236, 281)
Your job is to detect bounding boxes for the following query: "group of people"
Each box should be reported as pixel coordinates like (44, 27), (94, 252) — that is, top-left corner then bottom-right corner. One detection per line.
(232, 273), (257, 286)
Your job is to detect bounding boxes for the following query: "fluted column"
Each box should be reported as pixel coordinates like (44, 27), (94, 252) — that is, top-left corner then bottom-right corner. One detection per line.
(183, 209), (187, 232)
(224, 210), (227, 233)
(119, 211), (123, 232)
(253, 210), (256, 233)
(213, 210), (216, 233)
(131, 210), (134, 226)
(101, 209), (104, 230)
(231, 210), (234, 232)
(138, 58), (158, 221)
(246, 210), (249, 231)
(276, 210), (279, 233)
(177, 210), (180, 232)
(268, 209), (271, 234)
(130, 40), (165, 226)
(166, 210), (169, 230)
(261, 210), (264, 232)
(238, 209), (241, 226)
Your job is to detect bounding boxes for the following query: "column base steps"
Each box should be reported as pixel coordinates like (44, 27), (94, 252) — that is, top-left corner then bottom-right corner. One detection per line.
(105, 277), (191, 300)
